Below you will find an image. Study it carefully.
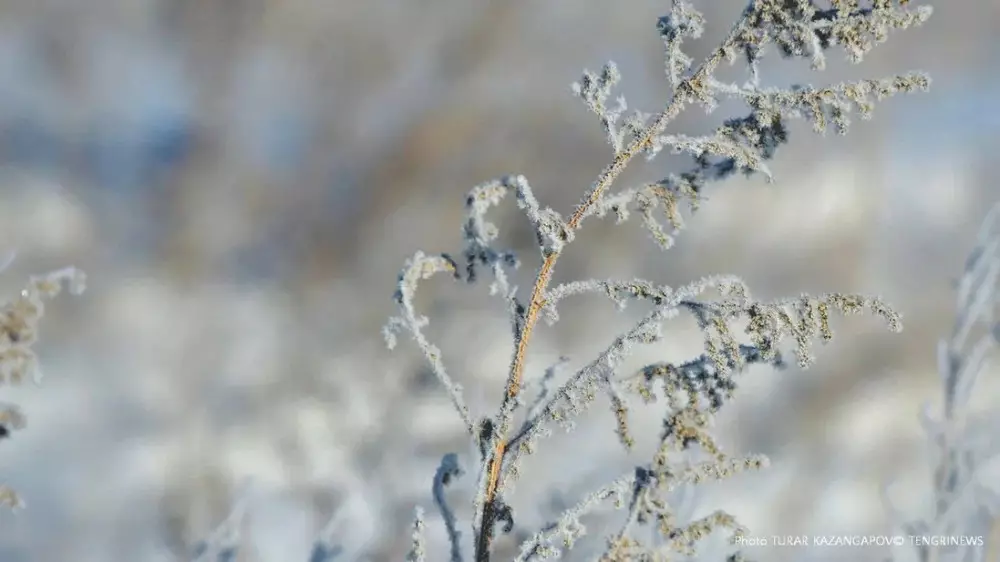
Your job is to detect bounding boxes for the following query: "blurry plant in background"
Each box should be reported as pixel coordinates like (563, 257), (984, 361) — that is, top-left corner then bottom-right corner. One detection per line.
(884, 203), (1000, 562)
(0, 265), (84, 510)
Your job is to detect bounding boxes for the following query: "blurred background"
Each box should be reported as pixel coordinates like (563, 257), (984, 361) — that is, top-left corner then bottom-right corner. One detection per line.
(0, 1), (997, 561)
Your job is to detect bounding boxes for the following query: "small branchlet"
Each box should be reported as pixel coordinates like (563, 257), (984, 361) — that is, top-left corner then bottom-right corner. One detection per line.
(434, 453), (466, 562)
(744, 0), (934, 69)
(572, 63), (634, 154)
(659, 0), (706, 89)
(384, 252), (474, 435)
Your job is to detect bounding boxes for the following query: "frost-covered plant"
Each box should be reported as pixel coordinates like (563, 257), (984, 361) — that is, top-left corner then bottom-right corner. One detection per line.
(0, 265), (85, 510)
(381, 1), (931, 560)
(884, 202), (1000, 562)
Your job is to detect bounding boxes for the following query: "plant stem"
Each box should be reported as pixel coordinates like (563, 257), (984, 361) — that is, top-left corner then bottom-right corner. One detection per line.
(472, 12), (746, 558)
(473, 98), (683, 562)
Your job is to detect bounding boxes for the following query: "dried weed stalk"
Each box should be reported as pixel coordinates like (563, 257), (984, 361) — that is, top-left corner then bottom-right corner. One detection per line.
(383, 1), (931, 560)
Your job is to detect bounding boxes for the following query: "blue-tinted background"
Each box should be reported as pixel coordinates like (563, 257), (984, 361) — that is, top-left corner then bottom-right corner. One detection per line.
(0, 2), (996, 561)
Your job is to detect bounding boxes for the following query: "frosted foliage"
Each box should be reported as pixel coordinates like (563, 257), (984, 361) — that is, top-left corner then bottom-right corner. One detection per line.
(379, 1), (930, 561)
(192, 0), (934, 560)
